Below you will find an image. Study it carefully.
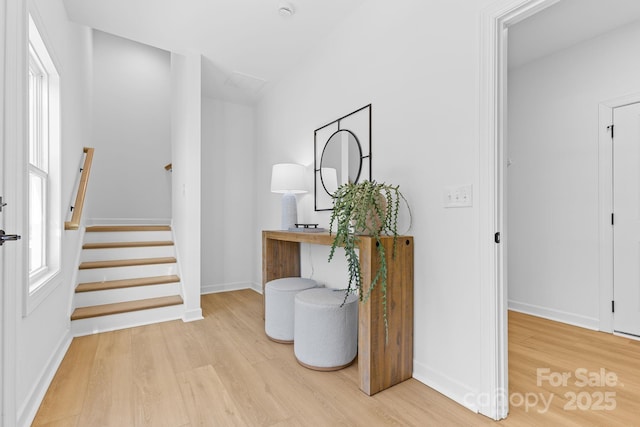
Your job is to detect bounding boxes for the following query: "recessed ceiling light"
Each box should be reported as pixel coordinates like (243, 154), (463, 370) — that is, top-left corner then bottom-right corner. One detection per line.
(278, 2), (294, 17)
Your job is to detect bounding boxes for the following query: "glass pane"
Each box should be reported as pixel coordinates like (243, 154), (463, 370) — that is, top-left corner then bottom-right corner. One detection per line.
(29, 172), (46, 274)
(28, 69), (38, 166)
(28, 45), (46, 170)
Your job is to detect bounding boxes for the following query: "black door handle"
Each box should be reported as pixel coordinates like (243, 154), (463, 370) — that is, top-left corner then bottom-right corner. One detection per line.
(0, 230), (21, 246)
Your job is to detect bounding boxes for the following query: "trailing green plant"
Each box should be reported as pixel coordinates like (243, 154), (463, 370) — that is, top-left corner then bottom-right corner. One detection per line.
(327, 180), (407, 337)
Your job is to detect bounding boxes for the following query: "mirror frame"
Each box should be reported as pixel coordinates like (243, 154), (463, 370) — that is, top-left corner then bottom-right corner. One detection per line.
(314, 104), (372, 211)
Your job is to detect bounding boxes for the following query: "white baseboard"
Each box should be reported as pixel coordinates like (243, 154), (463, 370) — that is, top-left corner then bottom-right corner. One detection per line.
(201, 281), (262, 295)
(18, 330), (72, 427)
(508, 300), (599, 331)
(87, 218), (171, 226)
(183, 308), (204, 322)
(412, 359), (479, 414)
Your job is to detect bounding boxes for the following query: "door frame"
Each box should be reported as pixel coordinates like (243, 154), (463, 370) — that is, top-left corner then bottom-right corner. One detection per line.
(598, 93), (640, 335)
(479, 0), (561, 420)
(1, 0), (26, 425)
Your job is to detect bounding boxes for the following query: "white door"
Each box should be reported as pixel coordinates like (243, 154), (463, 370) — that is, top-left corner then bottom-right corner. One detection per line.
(1, 0), (26, 425)
(613, 102), (640, 337)
(0, 0), (5, 421)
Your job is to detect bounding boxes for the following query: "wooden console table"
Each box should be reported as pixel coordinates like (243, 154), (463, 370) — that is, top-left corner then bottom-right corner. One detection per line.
(262, 230), (414, 396)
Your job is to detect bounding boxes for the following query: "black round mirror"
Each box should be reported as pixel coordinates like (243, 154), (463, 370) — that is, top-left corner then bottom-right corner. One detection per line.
(320, 130), (362, 196)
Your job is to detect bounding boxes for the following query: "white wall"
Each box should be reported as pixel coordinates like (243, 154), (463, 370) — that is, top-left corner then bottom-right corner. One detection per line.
(201, 97), (256, 293)
(255, 0), (495, 411)
(89, 30), (171, 222)
(171, 52), (203, 322)
(507, 20), (640, 329)
(17, 0), (92, 424)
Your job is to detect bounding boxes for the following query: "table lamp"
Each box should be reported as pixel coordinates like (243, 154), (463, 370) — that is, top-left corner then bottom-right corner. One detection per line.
(271, 163), (307, 230)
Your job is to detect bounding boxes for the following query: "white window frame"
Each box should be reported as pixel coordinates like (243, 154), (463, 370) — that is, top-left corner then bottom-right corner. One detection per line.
(25, 12), (61, 314)
(28, 43), (48, 280)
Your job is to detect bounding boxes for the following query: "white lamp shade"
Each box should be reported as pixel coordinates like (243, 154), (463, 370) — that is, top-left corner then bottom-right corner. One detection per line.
(271, 163), (307, 194)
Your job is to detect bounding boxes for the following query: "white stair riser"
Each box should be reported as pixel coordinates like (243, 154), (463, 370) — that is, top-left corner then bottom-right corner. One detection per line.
(74, 283), (181, 308)
(83, 230), (173, 243)
(78, 263), (178, 283)
(71, 304), (185, 337)
(80, 246), (175, 262)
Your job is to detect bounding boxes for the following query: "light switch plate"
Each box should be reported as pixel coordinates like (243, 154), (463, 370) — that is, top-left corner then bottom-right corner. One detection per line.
(444, 185), (473, 208)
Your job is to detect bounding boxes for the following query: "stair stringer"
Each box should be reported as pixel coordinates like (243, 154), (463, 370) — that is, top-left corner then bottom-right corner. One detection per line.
(170, 221), (203, 323)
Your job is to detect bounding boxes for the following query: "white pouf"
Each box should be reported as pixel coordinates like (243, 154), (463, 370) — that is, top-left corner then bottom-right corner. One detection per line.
(265, 277), (317, 343)
(294, 288), (358, 371)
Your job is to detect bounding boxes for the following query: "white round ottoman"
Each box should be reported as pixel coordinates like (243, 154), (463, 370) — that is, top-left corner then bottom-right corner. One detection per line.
(265, 277), (317, 343)
(294, 288), (358, 371)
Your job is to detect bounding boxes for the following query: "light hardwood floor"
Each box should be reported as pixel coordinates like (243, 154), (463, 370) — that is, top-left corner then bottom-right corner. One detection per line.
(32, 290), (640, 426)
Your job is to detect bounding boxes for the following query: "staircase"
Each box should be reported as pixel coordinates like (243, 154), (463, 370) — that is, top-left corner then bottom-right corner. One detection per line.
(71, 225), (185, 336)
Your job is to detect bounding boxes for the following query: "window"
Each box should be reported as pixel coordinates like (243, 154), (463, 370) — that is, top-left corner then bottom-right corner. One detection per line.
(27, 13), (61, 309)
(28, 43), (48, 277)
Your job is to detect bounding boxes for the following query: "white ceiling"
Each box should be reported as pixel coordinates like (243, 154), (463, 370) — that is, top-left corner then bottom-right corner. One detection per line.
(63, 0), (366, 104)
(509, 0), (640, 69)
(63, 0), (640, 102)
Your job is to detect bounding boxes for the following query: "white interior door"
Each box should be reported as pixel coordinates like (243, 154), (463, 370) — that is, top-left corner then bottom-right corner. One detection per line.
(1, 0), (25, 425)
(613, 102), (640, 337)
(0, 0), (6, 422)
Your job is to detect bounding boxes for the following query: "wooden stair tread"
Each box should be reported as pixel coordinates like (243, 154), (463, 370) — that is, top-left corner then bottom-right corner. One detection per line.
(79, 257), (176, 270)
(82, 240), (174, 249)
(71, 295), (183, 320)
(86, 225), (171, 232)
(76, 275), (181, 293)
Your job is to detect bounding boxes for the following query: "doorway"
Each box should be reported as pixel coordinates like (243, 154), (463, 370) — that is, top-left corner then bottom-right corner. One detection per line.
(507, 0), (640, 337)
(507, 6), (640, 334)
(480, 0), (640, 421)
